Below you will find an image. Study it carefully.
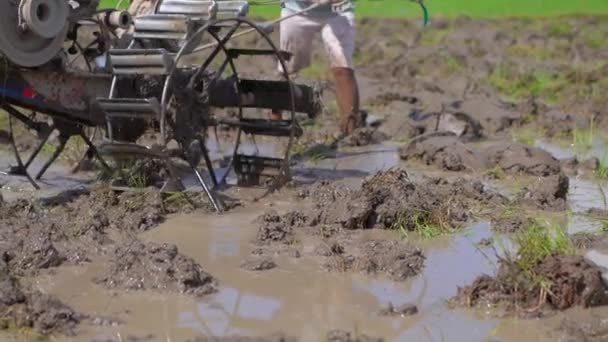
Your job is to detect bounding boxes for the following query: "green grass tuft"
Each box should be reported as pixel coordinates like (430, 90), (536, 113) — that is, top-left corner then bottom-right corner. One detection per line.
(597, 153), (608, 180)
(571, 115), (596, 151)
(394, 209), (454, 240)
(515, 221), (574, 273)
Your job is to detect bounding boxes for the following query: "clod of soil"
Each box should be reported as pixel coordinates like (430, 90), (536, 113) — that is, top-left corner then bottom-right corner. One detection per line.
(484, 142), (561, 176)
(326, 330), (384, 342)
(0, 269), (80, 335)
(95, 240), (216, 297)
(561, 157), (599, 176)
(517, 173), (569, 211)
(307, 168), (505, 230)
(446, 99), (521, 135)
(240, 257), (277, 271)
(0, 185), (214, 276)
(339, 127), (388, 147)
(399, 134), (488, 172)
(255, 210), (308, 244)
(491, 216), (535, 233)
(314, 241), (345, 257)
(456, 255), (608, 314)
(539, 110), (588, 138)
(378, 302), (418, 316)
(325, 239), (425, 282)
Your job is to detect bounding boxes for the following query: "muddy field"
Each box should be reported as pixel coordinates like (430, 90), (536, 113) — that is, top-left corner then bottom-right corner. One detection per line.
(2, 15), (608, 341)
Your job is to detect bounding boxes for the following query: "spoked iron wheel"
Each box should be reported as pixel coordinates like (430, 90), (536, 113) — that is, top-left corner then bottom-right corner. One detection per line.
(162, 17), (298, 192)
(2, 106), (109, 187)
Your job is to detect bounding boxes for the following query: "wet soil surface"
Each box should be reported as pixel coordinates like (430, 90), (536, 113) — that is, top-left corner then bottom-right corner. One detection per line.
(0, 185), (218, 335)
(455, 255), (608, 315)
(1, 14), (608, 341)
(94, 240), (217, 297)
(0, 264), (80, 335)
(293, 168), (506, 231)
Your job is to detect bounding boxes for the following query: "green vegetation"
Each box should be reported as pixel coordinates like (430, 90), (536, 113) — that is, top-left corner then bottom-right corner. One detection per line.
(484, 165), (506, 180)
(571, 115), (596, 151)
(419, 29), (448, 46)
(510, 125), (538, 146)
(99, 0), (608, 19)
(308, 150), (327, 164)
(489, 65), (568, 102)
(394, 209), (454, 240)
(498, 203), (517, 219)
(597, 153), (608, 180)
(547, 22), (573, 38)
(514, 221), (574, 273)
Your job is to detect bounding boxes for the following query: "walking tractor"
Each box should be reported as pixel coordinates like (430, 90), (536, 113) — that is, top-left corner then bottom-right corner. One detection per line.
(0, 0), (324, 212)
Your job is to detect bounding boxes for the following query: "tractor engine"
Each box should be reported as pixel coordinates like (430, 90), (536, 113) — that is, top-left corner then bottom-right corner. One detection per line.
(0, 0), (101, 67)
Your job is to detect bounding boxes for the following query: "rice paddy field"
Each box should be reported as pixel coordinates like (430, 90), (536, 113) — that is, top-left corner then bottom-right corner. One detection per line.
(100, 0), (608, 18)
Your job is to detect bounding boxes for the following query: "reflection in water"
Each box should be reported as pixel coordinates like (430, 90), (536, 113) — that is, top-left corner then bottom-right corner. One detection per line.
(179, 287), (282, 336)
(568, 178), (607, 234)
(396, 310), (498, 342)
(351, 223), (503, 341)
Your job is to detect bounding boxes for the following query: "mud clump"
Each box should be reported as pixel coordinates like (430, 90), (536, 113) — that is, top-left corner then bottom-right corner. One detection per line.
(240, 257), (277, 271)
(326, 239), (424, 282)
(399, 134), (488, 172)
(95, 240), (216, 297)
(255, 210), (307, 244)
(0, 269), (80, 335)
(561, 157), (599, 176)
(492, 216), (535, 233)
(484, 142), (561, 177)
(326, 330), (384, 342)
(446, 99), (521, 135)
(0, 185), (213, 276)
(539, 110), (588, 138)
(517, 173), (569, 211)
(378, 302), (418, 316)
(308, 168), (505, 231)
(456, 255), (608, 314)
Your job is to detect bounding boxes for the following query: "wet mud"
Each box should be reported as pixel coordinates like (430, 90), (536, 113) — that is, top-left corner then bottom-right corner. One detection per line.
(95, 240), (217, 297)
(517, 173), (570, 211)
(0, 261), (80, 335)
(294, 168), (506, 231)
(399, 134), (488, 172)
(558, 316), (608, 342)
(400, 136), (562, 177)
(0, 185), (218, 334)
(456, 255), (608, 315)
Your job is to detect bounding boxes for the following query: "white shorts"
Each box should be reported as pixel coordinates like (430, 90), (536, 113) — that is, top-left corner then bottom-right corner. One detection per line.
(277, 10), (356, 74)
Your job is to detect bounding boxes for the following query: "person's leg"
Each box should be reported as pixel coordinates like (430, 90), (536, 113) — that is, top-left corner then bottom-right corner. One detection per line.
(272, 11), (321, 120)
(332, 67), (360, 134)
(322, 11), (360, 135)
